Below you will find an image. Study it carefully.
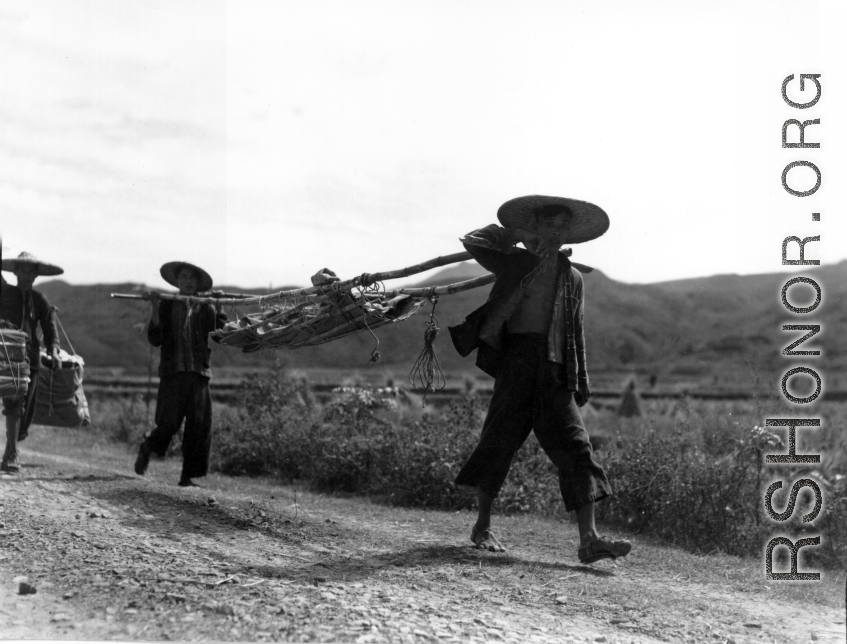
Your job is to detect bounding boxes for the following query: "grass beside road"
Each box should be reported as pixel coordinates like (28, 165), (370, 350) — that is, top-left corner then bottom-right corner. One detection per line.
(77, 361), (847, 575)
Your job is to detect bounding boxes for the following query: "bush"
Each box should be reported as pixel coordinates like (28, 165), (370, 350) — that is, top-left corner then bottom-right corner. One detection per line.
(212, 372), (484, 509)
(101, 359), (846, 569)
(212, 362), (317, 477)
(91, 396), (150, 446)
(597, 424), (784, 556)
(380, 394), (484, 508)
(816, 475), (847, 569)
(277, 388), (482, 509)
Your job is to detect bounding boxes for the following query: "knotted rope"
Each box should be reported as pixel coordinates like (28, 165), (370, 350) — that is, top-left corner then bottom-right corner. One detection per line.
(408, 292), (445, 405)
(322, 281), (384, 366)
(0, 330), (24, 395)
(355, 280), (386, 366)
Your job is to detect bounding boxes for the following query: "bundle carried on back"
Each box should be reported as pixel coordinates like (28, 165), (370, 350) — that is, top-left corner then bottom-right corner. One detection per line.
(0, 328), (30, 399)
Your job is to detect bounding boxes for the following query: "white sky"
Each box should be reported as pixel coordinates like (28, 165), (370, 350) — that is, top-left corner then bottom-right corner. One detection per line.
(1, 0), (845, 289)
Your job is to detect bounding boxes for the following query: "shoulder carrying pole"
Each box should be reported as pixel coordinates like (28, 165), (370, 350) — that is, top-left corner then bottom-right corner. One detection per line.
(109, 251), (490, 305)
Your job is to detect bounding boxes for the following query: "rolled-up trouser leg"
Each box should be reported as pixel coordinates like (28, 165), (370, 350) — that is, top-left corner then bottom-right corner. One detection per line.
(531, 363), (612, 512)
(180, 374), (212, 480)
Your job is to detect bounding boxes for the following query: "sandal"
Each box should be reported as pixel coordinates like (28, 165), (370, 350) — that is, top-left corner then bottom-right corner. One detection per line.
(471, 527), (506, 552)
(578, 536), (632, 564)
(1, 459), (21, 473)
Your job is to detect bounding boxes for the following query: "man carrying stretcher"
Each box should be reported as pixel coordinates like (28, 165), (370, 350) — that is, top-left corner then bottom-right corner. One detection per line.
(134, 261), (227, 487)
(449, 195), (631, 564)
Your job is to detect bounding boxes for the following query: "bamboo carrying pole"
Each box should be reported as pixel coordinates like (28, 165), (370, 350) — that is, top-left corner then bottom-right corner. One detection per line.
(381, 273), (495, 297)
(109, 251), (489, 305)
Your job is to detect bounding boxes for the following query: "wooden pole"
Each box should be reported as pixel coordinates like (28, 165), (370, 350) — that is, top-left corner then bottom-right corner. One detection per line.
(380, 273), (495, 297)
(110, 251), (481, 306)
(360, 251), (472, 284)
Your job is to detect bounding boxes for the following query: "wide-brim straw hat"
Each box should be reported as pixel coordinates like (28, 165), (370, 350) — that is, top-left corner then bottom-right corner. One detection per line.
(160, 261), (214, 292)
(497, 195), (610, 244)
(1, 251), (64, 276)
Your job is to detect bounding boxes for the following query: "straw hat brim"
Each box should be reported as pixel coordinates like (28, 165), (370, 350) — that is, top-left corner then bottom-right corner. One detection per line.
(160, 261), (214, 292)
(496, 195), (609, 244)
(0, 257), (64, 276)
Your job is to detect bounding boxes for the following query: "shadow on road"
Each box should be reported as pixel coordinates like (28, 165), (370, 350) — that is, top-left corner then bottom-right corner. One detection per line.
(84, 482), (619, 585)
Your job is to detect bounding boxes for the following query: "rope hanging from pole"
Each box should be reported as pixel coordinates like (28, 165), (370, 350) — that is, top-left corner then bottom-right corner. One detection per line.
(408, 292), (446, 405)
(322, 281), (384, 366)
(355, 280), (385, 366)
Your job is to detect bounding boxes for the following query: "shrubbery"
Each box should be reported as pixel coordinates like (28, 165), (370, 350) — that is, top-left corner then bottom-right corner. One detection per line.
(596, 424), (780, 555)
(99, 361), (846, 568)
(595, 414), (846, 567)
(110, 396), (149, 445)
(213, 363), (483, 508)
(213, 368), (316, 477)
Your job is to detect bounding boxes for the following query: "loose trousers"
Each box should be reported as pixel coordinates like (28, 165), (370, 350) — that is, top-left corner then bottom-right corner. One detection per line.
(454, 333), (611, 512)
(144, 372), (213, 479)
(1, 368), (37, 424)
(19, 368), (39, 435)
(1, 367), (35, 465)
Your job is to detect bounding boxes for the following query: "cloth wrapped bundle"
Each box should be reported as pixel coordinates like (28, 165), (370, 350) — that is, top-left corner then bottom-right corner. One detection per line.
(0, 328), (30, 399)
(32, 348), (91, 427)
(213, 290), (425, 353)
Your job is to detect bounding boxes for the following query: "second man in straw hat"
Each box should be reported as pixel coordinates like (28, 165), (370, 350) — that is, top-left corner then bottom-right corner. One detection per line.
(449, 195), (631, 564)
(134, 262), (227, 487)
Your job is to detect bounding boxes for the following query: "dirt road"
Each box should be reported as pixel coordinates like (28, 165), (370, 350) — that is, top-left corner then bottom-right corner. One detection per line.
(1, 427), (845, 643)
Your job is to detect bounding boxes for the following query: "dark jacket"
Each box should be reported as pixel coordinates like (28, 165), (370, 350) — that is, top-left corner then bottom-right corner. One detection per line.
(148, 299), (227, 379)
(448, 224), (589, 394)
(0, 281), (58, 367)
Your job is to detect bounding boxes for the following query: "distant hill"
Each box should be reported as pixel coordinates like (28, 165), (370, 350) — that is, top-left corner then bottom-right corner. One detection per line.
(415, 261), (489, 286)
(22, 260), (845, 388)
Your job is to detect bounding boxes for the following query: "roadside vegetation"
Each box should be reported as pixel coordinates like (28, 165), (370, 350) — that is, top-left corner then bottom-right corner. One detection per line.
(87, 360), (847, 571)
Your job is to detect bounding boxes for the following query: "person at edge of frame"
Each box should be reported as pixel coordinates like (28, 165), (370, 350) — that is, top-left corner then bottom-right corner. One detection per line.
(0, 252), (62, 473)
(448, 195), (632, 565)
(134, 261), (227, 487)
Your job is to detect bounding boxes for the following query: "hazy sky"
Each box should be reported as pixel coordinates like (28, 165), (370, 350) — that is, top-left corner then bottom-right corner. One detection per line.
(2, 0), (845, 290)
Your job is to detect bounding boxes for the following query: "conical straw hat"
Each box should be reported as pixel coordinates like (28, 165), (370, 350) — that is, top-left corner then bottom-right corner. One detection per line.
(496, 195), (609, 244)
(160, 261), (214, 292)
(1, 251), (64, 276)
